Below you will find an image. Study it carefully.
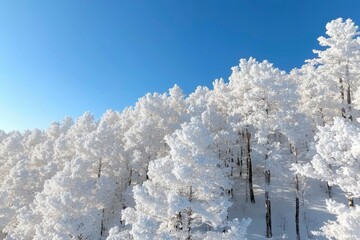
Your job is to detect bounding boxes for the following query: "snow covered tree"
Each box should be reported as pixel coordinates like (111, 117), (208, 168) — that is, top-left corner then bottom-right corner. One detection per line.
(295, 117), (360, 207)
(86, 111), (129, 239)
(294, 115), (360, 238)
(120, 118), (250, 239)
(46, 117), (74, 141)
(309, 18), (360, 122)
(228, 57), (298, 237)
(314, 199), (360, 239)
(0, 131), (25, 184)
(0, 157), (35, 235)
(187, 86), (210, 117)
(123, 85), (188, 185)
(294, 63), (337, 128)
(28, 157), (108, 239)
(1, 118), (74, 238)
(0, 131), (28, 235)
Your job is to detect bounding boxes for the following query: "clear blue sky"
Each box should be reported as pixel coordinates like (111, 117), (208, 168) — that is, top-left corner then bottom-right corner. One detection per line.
(1, 0), (359, 132)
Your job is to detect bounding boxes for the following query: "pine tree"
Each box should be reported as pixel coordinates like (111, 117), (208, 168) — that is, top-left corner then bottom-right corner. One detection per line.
(310, 18), (360, 122)
(120, 118), (250, 239)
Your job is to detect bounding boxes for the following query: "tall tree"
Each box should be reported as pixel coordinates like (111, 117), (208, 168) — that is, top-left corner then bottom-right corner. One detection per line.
(120, 118), (250, 239)
(229, 57), (297, 237)
(123, 85), (188, 185)
(310, 18), (360, 122)
(295, 117), (360, 206)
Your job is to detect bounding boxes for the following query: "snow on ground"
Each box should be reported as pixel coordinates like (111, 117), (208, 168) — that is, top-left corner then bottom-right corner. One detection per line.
(228, 163), (346, 239)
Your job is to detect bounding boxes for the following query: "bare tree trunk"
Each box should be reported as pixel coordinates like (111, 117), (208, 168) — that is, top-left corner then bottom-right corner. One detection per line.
(146, 156), (151, 180)
(175, 212), (183, 230)
(239, 146), (243, 176)
(327, 182), (332, 198)
(265, 170), (272, 238)
(319, 108), (325, 126)
(264, 138), (272, 238)
(100, 209), (105, 238)
(348, 197), (354, 207)
(344, 70), (354, 207)
(345, 63), (353, 121)
(339, 77), (346, 118)
(246, 130), (255, 203)
(292, 148), (301, 240)
(97, 158), (105, 239)
(128, 168), (132, 186)
(347, 84), (353, 121)
(295, 174), (300, 240)
(97, 158), (103, 178)
(187, 186), (193, 240)
(317, 115), (332, 198)
(327, 164), (333, 198)
(243, 132), (249, 202)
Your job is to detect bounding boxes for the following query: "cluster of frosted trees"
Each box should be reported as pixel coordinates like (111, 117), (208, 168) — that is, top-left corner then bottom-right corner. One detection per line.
(1, 18), (360, 240)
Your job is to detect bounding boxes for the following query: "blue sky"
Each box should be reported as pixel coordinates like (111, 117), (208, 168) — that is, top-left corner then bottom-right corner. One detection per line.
(1, 0), (360, 132)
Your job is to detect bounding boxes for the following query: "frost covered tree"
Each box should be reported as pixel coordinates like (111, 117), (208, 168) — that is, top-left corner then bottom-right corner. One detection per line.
(2, 114), (99, 239)
(29, 157), (109, 239)
(295, 117), (360, 207)
(295, 19), (360, 208)
(187, 86), (210, 117)
(309, 18), (360, 122)
(119, 118), (250, 239)
(0, 117), (74, 238)
(4, 112), (130, 240)
(228, 58), (258, 205)
(294, 63), (336, 127)
(86, 110), (129, 238)
(206, 111), (235, 160)
(202, 85), (238, 183)
(123, 85), (188, 185)
(0, 131), (29, 235)
(315, 199), (360, 239)
(228, 57), (298, 237)
(0, 157), (34, 236)
(294, 117), (360, 239)
(0, 132), (25, 185)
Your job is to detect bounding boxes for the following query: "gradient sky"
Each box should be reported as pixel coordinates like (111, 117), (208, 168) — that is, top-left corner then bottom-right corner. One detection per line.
(1, 0), (360, 132)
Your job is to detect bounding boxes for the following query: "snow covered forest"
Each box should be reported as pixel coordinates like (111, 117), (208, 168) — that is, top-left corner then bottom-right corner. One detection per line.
(1, 17), (360, 240)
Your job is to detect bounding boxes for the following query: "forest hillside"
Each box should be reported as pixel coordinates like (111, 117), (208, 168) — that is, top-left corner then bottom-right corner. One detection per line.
(1, 18), (360, 240)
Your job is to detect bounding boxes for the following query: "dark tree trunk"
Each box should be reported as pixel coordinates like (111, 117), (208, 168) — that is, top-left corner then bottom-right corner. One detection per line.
(246, 130), (255, 203)
(327, 182), (332, 198)
(319, 108), (325, 126)
(327, 164), (332, 198)
(344, 63), (353, 121)
(175, 212), (183, 230)
(347, 84), (353, 121)
(187, 186), (193, 240)
(97, 158), (103, 178)
(146, 156), (151, 180)
(348, 197), (354, 207)
(100, 209), (105, 238)
(341, 72), (354, 208)
(97, 158), (105, 238)
(339, 77), (346, 118)
(265, 170), (272, 238)
(239, 146), (243, 176)
(292, 147), (301, 240)
(128, 168), (133, 186)
(295, 174), (300, 240)
(265, 194), (272, 238)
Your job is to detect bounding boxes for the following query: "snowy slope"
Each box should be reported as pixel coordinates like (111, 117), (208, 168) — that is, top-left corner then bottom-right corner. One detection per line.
(229, 162), (348, 239)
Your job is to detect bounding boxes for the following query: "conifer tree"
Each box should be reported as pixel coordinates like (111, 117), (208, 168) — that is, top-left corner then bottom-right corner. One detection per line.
(120, 118), (250, 239)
